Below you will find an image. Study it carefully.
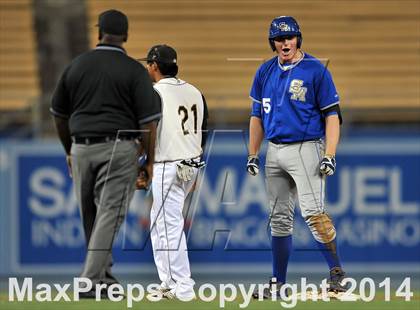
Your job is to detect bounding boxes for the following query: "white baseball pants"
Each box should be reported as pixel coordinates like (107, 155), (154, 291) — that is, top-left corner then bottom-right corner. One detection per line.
(150, 161), (197, 300)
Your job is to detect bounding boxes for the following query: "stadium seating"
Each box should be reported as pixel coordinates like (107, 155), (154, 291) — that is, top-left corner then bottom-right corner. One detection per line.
(0, 1), (417, 115)
(0, 0), (40, 111)
(87, 0), (419, 112)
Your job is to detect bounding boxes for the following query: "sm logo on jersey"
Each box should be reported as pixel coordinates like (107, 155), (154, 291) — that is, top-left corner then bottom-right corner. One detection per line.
(289, 79), (307, 102)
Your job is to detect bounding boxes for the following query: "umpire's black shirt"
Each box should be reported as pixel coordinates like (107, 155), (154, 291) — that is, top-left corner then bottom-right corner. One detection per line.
(50, 44), (161, 137)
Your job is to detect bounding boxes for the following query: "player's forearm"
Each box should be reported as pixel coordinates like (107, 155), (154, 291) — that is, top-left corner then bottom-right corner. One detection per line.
(53, 116), (72, 155)
(324, 115), (340, 156)
(140, 121), (158, 164)
(249, 116), (264, 156)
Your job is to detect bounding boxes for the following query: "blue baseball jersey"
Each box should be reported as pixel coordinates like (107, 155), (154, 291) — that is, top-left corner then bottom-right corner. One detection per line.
(250, 53), (340, 143)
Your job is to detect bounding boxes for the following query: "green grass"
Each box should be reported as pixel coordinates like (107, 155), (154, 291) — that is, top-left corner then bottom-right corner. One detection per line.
(1, 293), (419, 310)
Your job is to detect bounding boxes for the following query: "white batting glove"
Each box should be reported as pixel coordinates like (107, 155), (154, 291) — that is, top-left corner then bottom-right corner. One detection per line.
(176, 164), (194, 182)
(176, 158), (206, 182)
(247, 155), (260, 176)
(320, 155), (336, 176)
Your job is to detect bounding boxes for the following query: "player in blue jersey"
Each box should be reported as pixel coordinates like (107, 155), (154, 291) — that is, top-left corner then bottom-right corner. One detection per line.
(247, 16), (347, 298)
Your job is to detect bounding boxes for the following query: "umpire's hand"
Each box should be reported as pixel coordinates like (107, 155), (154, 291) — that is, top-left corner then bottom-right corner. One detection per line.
(320, 155), (336, 176)
(247, 155), (260, 176)
(136, 163), (153, 190)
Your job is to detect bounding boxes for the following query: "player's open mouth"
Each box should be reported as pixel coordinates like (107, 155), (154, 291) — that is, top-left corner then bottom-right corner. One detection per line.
(282, 48), (291, 54)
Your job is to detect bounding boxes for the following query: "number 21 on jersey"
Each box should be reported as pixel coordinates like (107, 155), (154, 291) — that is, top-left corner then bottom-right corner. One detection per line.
(178, 104), (198, 135)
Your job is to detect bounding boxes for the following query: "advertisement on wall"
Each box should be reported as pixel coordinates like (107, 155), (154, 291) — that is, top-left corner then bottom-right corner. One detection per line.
(2, 132), (419, 273)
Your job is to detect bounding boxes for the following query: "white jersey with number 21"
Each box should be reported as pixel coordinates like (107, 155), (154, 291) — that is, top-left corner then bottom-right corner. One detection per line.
(153, 77), (204, 162)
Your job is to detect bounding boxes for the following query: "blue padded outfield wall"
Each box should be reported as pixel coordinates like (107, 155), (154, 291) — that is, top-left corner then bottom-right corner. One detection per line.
(0, 129), (419, 275)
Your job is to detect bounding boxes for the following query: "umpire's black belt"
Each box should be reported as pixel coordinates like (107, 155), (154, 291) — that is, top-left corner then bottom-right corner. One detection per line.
(72, 135), (135, 145)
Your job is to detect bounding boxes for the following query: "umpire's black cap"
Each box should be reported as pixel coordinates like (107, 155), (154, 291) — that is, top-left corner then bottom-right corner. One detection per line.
(138, 45), (177, 64)
(97, 9), (128, 35)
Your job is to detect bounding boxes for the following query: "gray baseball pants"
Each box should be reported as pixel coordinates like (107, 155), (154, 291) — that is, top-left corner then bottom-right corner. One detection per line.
(265, 140), (326, 237)
(71, 140), (138, 286)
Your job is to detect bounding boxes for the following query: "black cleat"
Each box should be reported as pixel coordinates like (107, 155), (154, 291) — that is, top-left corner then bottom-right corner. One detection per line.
(328, 267), (350, 292)
(252, 277), (284, 300)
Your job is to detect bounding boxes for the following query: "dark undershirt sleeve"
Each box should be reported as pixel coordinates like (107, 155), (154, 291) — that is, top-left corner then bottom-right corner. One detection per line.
(201, 94), (209, 151)
(322, 104), (343, 124)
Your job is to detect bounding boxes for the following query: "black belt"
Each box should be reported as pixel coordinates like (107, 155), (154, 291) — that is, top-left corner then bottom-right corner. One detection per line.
(72, 136), (135, 145)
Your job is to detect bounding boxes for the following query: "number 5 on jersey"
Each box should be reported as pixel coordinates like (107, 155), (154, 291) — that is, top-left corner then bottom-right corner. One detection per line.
(262, 98), (271, 113)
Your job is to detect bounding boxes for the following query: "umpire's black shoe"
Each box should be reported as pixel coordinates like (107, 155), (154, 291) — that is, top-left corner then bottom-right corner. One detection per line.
(78, 287), (110, 299)
(328, 267), (350, 292)
(78, 290), (95, 299)
(252, 277), (284, 300)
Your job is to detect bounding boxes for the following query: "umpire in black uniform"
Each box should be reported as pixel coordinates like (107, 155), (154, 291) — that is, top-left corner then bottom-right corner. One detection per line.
(50, 10), (160, 295)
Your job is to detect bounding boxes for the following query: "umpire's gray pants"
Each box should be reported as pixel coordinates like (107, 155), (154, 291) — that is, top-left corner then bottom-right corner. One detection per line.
(71, 140), (138, 286)
(265, 140), (325, 237)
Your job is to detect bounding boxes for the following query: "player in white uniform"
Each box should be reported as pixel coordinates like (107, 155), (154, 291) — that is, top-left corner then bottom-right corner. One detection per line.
(138, 45), (208, 301)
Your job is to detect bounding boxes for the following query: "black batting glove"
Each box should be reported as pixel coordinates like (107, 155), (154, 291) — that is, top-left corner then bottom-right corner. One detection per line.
(320, 155), (336, 176)
(247, 155), (260, 176)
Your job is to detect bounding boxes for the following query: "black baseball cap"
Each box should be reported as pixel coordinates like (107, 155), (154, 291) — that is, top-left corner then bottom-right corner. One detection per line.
(138, 45), (177, 64)
(97, 9), (128, 35)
